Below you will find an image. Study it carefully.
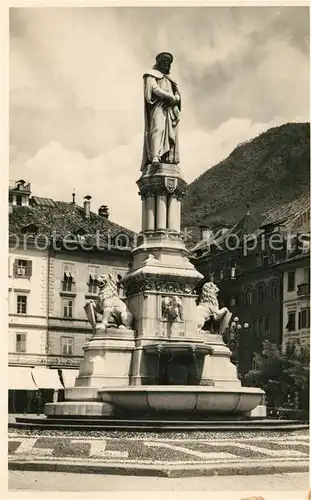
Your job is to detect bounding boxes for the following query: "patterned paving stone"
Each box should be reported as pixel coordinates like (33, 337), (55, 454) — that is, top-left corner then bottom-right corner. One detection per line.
(8, 434), (309, 465)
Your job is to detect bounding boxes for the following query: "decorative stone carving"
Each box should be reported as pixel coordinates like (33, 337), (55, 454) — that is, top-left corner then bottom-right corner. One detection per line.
(197, 282), (232, 334)
(137, 175), (187, 201)
(161, 296), (183, 322)
(164, 177), (178, 193)
(124, 275), (196, 297)
(84, 274), (133, 332)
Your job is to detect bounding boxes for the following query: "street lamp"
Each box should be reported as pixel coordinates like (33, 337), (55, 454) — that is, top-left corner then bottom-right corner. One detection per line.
(229, 317), (249, 377)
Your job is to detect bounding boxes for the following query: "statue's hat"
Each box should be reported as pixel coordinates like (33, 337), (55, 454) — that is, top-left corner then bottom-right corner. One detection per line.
(156, 52), (173, 63)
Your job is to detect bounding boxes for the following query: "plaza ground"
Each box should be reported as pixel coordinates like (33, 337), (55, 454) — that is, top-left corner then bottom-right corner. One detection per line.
(9, 470), (309, 495)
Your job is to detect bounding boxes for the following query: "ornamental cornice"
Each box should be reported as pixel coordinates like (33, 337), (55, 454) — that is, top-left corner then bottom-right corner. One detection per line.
(137, 175), (187, 200)
(123, 274), (197, 296)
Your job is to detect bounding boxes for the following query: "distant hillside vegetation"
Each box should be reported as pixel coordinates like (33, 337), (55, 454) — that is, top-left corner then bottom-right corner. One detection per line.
(181, 122), (310, 241)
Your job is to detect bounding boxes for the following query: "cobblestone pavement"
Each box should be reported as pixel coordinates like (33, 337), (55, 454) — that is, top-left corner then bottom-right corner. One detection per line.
(9, 470), (309, 496)
(8, 431), (309, 466)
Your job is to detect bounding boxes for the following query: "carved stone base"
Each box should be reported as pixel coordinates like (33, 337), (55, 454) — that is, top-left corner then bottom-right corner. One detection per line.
(73, 327), (136, 389)
(45, 401), (118, 417)
(201, 333), (241, 388)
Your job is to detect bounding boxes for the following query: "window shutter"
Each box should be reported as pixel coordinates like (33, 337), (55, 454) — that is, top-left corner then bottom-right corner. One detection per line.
(26, 260), (32, 278)
(13, 260), (18, 277)
(298, 311), (302, 330)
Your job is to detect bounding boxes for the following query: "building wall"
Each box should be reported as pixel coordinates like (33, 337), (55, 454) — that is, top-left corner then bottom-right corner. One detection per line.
(193, 230), (286, 375)
(8, 246), (49, 365)
(47, 249), (130, 358)
(8, 245), (131, 363)
(237, 270), (282, 374)
(282, 265), (310, 349)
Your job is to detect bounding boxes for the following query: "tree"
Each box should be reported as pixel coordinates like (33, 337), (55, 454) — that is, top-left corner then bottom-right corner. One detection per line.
(244, 340), (309, 410)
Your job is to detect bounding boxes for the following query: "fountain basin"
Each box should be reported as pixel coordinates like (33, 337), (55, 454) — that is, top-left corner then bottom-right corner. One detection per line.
(99, 385), (264, 415)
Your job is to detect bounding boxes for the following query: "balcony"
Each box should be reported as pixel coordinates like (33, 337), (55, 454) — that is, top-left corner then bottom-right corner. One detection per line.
(297, 283), (310, 297)
(9, 180), (31, 193)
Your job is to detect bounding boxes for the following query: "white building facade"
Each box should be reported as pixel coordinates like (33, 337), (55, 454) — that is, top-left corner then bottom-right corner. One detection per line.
(281, 257), (310, 351)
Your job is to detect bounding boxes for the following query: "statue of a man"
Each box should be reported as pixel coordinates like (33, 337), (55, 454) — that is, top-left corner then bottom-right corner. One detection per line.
(141, 52), (181, 169)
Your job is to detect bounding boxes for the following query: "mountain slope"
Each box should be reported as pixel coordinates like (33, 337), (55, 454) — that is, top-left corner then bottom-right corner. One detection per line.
(181, 122), (310, 239)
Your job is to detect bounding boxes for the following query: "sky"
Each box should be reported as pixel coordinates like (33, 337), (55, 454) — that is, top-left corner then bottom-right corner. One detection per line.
(9, 6), (310, 231)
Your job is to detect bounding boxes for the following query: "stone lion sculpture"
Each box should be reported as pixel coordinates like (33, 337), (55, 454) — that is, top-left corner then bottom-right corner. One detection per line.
(84, 274), (133, 332)
(196, 282), (232, 334)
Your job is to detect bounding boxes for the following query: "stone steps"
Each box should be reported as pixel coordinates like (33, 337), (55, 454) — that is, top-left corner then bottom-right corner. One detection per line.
(10, 417), (308, 432)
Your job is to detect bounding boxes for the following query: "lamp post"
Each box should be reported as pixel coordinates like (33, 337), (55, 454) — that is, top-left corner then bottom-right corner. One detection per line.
(229, 316), (249, 377)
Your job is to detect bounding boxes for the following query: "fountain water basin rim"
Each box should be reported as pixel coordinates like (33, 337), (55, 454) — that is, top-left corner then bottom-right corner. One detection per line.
(99, 385), (264, 415)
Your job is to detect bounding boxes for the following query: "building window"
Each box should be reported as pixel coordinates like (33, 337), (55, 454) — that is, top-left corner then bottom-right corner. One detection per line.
(256, 254), (262, 267)
(264, 318), (270, 337)
(62, 299), (73, 318)
(299, 309), (310, 329)
(257, 284), (265, 304)
(270, 253), (276, 264)
(114, 235), (128, 248)
(259, 318), (265, 336)
(245, 289), (252, 306)
(88, 266), (99, 294)
(287, 271), (296, 292)
(62, 277), (73, 292)
(16, 295), (27, 314)
(253, 320), (258, 338)
(220, 267), (224, 280)
(230, 296), (237, 307)
(63, 263), (75, 279)
(62, 263), (75, 292)
(13, 259), (32, 278)
(263, 254), (269, 267)
(270, 281), (278, 300)
(60, 337), (74, 355)
(286, 312), (296, 332)
(15, 333), (27, 353)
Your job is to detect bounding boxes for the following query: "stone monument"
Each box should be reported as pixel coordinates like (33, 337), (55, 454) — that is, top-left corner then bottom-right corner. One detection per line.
(45, 53), (264, 418)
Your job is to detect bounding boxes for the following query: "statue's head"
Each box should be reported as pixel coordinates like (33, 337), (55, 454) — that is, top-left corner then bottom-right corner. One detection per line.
(97, 275), (109, 289)
(155, 52), (173, 75)
(201, 282), (220, 305)
(97, 274), (118, 292)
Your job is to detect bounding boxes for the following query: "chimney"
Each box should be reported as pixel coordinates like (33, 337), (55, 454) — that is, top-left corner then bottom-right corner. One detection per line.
(83, 195), (92, 218)
(98, 205), (109, 219)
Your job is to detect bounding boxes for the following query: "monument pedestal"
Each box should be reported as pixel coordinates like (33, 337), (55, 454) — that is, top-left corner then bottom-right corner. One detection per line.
(44, 162), (264, 419)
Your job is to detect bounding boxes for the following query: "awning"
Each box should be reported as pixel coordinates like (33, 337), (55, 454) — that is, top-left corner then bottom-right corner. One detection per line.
(31, 367), (63, 389)
(61, 369), (79, 388)
(8, 366), (37, 390)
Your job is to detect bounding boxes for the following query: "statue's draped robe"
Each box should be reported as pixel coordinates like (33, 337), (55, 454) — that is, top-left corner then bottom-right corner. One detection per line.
(141, 69), (181, 169)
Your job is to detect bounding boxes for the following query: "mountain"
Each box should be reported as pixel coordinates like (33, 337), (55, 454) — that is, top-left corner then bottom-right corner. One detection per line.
(181, 122), (310, 244)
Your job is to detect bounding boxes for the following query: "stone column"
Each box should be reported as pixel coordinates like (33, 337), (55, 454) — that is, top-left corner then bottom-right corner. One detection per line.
(168, 196), (181, 232)
(156, 195), (167, 230)
(141, 198), (147, 232)
(145, 196), (155, 230)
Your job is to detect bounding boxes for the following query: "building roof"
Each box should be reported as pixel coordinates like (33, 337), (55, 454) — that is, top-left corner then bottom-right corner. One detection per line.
(192, 207), (260, 257)
(9, 197), (136, 250)
(260, 194), (310, 228)
(192, 194), (310, 259)
(271, 249), (310, 268)
(31, 196), (57, 208)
